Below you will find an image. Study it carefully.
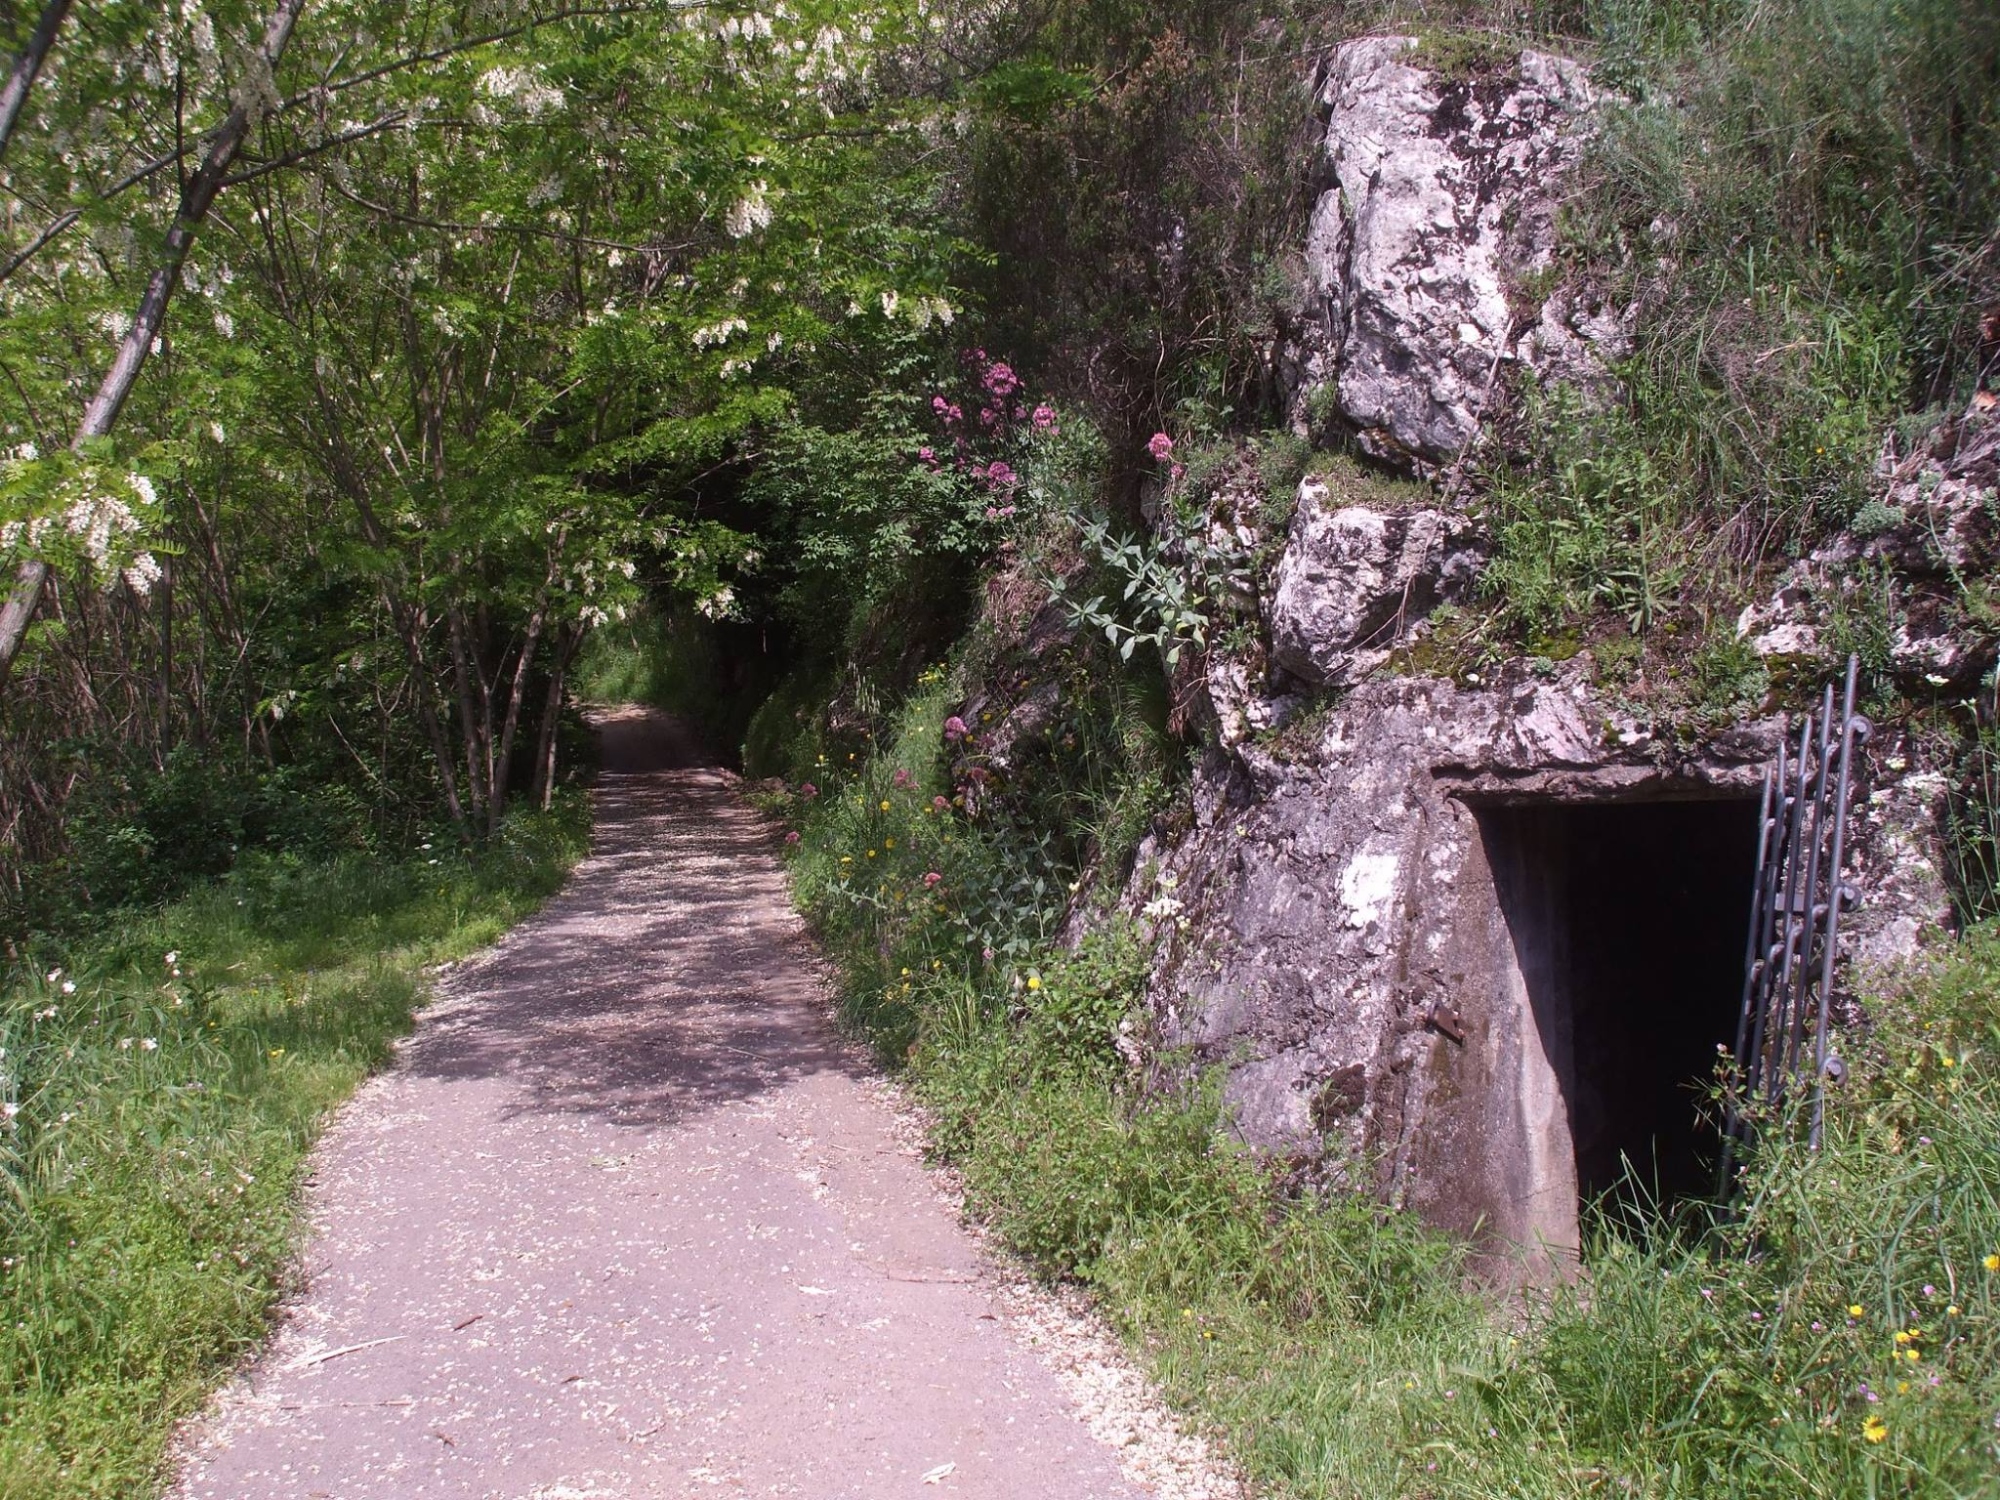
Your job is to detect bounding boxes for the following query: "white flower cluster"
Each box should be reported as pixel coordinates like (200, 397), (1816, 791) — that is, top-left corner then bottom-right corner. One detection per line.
(908, 295), (954, 329)
(476, 65), (565, 121)
(722, 181), (773, 239)
(695, 585), (738, 620)
(718, 12), (775, 40)
(719, 357), (753, 379)
(692, 317), (749, 349)
(0, 470), (164, 594)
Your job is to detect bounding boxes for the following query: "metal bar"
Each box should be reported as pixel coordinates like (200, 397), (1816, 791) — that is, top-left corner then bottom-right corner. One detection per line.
(1742, 733), (1790, 1107)
(1811, 656), (1866, 1148)
(1785, 686), (1837, 1081)
(1721, 764), (1779, 1190)
(1764, 714), (1818, 1104)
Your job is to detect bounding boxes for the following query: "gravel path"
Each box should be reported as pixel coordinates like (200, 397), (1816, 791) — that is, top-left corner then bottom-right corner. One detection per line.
(170, 708), (1231, 1500)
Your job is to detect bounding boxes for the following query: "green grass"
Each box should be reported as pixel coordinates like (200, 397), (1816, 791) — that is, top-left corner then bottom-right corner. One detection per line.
(0, 800), (588, 1498)
(781, 681), (2000, 1498)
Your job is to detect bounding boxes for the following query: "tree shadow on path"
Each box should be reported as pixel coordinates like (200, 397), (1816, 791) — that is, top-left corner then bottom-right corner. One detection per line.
(402, 705), (864, 1130)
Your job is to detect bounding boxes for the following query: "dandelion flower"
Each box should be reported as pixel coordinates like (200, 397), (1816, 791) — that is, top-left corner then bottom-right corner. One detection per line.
(1850, 1305), (1866, 1318)
(1026, 975), (1041, 991)
(1862, 1415), (1888, 1443)
(1985, 1254), (2000, 1273)
(879, 800), (892, 812)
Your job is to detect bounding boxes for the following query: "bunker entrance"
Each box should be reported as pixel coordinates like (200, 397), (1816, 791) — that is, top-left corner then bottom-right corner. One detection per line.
(1479, 799), (1759, 1210)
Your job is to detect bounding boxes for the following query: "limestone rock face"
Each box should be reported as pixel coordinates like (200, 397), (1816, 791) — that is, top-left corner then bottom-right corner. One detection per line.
(1737, 411), (2000, 690)
(1292, 37), (1613, 467)
(1265, 475), (1480, 688)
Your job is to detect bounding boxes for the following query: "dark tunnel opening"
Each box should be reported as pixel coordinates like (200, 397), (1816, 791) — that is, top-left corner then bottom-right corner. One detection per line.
(1479, 798), (1761, 1209)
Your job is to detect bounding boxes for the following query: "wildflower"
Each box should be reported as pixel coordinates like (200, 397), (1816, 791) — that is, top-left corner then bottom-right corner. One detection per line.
(866, 850), (876, 859)
(1850, 1305), (1866, 1318)
(1032, 404), (1056, 431)
(919, 446), (936, 464)
(879, 799), (892, 812)
(943, 716), (968, 741)
(1026, 975), (1041, 991)
(923, 871), (942, 887)
(800, 782), (818, 799)
(0, 1102), (16, 1123)
(164, 951), (179, 966)
(785, 831), (801, 846)
(985, 460), (1016, 487)
(1862, 1415), (1888, 1444)
(43, 968), (59, 984)
(140, 1038), (158, 1052)
(1948, 1305), (1961, 1317)
(60, 981), (74, 995)
(932, 796), (949, 812)
(883, 838), (895, 850)
(118, 1037), (133, 1050)
(892, 768), (912, 788)
(268, 1048), (284, 1058)
(1985, 1254), (2000, 1273)
(723, 181), (774, 238)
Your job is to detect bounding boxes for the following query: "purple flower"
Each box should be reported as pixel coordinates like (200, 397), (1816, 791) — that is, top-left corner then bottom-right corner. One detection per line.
(799, 782), (818, 799)
(1147, 431), (1174, 462)
(932, 795), (949, 811)
(1032, 404), (1056, 430)
(923, 871), (942, 887)
(784, 830), (801, 845)
(986, 460), (1016, 487)
(943, 716), (968, 741)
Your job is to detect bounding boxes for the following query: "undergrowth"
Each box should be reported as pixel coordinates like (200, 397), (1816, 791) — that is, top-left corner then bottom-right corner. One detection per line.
(0, 800), (587, 1498)
(781, 685), (2000, 1497)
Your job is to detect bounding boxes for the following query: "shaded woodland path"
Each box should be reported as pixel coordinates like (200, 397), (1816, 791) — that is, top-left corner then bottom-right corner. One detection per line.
(170, 708), (1152, 1499)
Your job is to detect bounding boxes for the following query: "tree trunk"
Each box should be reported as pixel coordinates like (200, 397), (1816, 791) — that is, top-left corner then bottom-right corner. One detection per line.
(488, 598), (547, 838)
(0, 0), (73, 160)
(0, 0), (310, 693)
(534, 624), (581, 812)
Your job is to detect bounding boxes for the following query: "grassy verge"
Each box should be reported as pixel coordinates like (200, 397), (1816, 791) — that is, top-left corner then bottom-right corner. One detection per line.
(776, 682), (2000, 1498)
(0, 799), (589, 1498)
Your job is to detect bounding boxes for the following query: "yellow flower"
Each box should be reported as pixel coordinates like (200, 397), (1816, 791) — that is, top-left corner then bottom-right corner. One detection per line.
(1863, 1415), (1888, 1444)
(1941, 1055), (1954, 1068)
(1904, 1348), (1920, 1362)
(839, 855), (852, 864)
(866, 849), (876, 859)
(1894, 1330), (1910, 1344)
(1849, 1305), (1865, 1318)
(1984, 1253), (2000, 1273)
(883, 837), (895, 849)
(880, 800), (892, 812)
(1026, 975), (1041, 991)
(1947, 1305), (1961, 1317)
(901, 968), (911, 977)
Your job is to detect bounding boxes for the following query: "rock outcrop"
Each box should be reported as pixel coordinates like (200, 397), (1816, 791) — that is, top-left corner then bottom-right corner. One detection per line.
(1265, 476), (1481, 688)
(1288, 37), (1624, 469)
(1738, 410), (2000, 690)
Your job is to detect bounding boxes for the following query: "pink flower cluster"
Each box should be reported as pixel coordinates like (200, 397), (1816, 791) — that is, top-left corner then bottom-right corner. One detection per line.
(915, 350), (1062, 517)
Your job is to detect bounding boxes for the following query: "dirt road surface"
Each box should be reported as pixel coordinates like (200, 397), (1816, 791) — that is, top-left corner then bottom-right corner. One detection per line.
(166, 709), (1210, 1500)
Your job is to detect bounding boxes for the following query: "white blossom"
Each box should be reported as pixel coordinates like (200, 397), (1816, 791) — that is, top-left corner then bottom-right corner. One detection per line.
(722, 182), (773, 239)
(123, 552), (164, 595)
(477, 65), (564, 119)
(692, 317), (748, 349)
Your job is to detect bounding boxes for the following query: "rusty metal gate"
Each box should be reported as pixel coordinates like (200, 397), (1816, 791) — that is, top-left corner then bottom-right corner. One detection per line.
(1720, 656), (1869, 1188)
